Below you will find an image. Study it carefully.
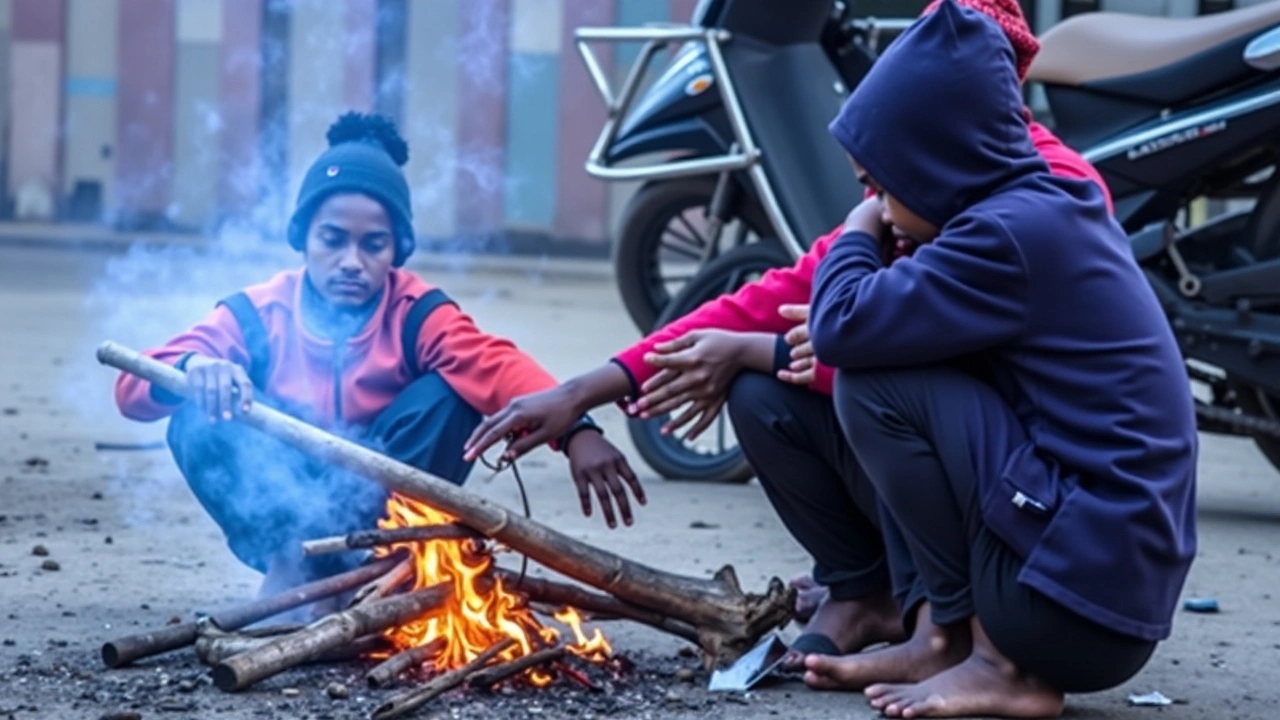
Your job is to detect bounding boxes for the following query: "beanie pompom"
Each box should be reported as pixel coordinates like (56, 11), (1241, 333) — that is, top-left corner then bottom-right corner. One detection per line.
(326, 112), (410, 167)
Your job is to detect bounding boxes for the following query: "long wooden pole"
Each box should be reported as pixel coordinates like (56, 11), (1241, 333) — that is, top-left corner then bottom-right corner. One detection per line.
(98, 342), (792, 664)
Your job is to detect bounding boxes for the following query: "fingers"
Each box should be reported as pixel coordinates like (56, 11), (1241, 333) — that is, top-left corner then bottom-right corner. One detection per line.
(651, 333), (698, 355)
(230, 366), (254, 414)
(574, 471), (594, 518)
(660, 403), (702, 435)
(590, 472), (618, 529)
(499, 427), (554, 461)
(464, 411), (519, 461)
(216, 365), (235, 421)
(642, 348), (697, 370)
(637, 373), (699, 417)
(639, 368), (679, 396)
(778, 303), (810, 322)
(604, 471), (634, 527)
(684, 398), (725, 441)
(784, 323), (810, 347)
(791, 340), (814, 361)
(201, 369), (219, 423)
(616, 458), (646, 506)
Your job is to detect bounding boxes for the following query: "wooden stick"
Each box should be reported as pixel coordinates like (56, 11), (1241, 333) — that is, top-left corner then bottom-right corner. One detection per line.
(303, 524), (482, 556)
(365, 638), (447, 688)
(372, 638), (516, 720)
(349, 556), (415, 607)
(98, 342), (793, 665)
(100, 554), (403, 668)
(496, 569), (700, 644)
(195, 631), (386, 665)
(212, 583), (449, 691)
(468, 645), (567, 689)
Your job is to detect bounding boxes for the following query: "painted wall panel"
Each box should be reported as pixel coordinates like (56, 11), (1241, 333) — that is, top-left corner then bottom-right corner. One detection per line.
(510, 0), (562, 54)
(502, 52), (558, 229)
(402, 0), (460, 239)
(172, 42), (222, 228)
(553, 0), (613, 242)
(7, 42), (61, 207)
(286, 0), (347, 207)
(62, 0), (118, 218)
(455, 0), (509, 235)
(614, 0), (668, 67)
(0, 0), (14, 189)
(345, 0), (376, 113)
(219, 0), (261, 218)
(116, 0), (175, 223)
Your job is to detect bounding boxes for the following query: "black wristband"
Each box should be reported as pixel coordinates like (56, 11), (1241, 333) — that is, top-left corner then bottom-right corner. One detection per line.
(557, 414), (602, 453)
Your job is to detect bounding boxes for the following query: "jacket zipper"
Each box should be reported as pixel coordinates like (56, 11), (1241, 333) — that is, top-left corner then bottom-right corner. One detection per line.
(332, 341), (345, 424)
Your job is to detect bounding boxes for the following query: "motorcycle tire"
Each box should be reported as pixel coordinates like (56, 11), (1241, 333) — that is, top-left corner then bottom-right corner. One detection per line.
(626, 241), (794, 484)
(614, 175), (772, 333)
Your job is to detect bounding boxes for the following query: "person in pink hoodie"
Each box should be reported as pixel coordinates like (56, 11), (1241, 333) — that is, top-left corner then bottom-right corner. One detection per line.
(464, 0), (1114, 671)
(114, 113), (640, 598)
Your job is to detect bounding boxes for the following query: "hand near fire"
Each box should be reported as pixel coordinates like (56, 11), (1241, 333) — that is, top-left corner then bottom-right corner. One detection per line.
(184, 355), (254, 422)
(635, 330), (744, 439)
(777, 304), (815, 386)
(463, 388), (647, 529)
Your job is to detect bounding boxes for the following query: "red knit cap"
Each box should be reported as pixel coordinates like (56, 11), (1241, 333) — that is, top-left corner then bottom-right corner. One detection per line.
(921, 0), (1039, 82)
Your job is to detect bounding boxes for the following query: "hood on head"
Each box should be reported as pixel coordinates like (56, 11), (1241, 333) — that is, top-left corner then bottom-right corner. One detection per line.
(828, 0), (1045, 228)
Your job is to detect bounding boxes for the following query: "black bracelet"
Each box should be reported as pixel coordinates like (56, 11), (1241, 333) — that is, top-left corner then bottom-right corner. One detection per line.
(558, 414), (602, 453)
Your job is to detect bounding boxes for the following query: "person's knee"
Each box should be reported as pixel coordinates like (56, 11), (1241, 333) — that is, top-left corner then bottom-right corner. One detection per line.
(725, 371), (779, 432)
(369, 373), (481, 484)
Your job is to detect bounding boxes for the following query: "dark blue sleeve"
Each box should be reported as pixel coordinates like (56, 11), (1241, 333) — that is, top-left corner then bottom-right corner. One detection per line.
(809, 213), (1029, 370)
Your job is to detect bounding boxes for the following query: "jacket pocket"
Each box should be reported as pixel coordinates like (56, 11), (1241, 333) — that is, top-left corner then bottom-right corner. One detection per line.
(981, 442), (1061, 559)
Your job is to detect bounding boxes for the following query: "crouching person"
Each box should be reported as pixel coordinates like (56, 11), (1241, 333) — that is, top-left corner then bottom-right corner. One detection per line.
(802, 3), (1198, 717)
(113, 112), (633, 597)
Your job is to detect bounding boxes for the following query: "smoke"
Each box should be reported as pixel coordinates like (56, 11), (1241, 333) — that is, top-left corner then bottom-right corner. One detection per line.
(63, 0), (562, 577)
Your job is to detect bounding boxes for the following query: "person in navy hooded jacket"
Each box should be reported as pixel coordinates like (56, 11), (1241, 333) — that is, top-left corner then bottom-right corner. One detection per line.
(803, 1), (1198, 717)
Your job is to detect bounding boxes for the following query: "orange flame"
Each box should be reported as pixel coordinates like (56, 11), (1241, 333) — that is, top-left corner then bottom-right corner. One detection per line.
(373, 493), (611, 687)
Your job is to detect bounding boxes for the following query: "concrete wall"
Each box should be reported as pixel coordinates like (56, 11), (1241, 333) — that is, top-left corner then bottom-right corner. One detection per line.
(171, 0), (223, 229)
(62, 0), (117, 221)
(8, 0), (64, 218)
(115, 0), (174, 226)
(401, 0), (461, 239)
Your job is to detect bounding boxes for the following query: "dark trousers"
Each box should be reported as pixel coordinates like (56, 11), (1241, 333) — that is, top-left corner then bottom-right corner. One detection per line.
(726, 372), (889, 600)
(833, 365), (1157, 693)
(166, 372), (482, 579)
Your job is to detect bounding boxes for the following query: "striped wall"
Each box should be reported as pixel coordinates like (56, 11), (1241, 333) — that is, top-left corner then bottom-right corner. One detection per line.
(0, 0), (1247, 247)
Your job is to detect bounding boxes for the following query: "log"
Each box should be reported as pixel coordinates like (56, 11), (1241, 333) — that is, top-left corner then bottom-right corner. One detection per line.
(349, 556), (414, 607)
(195, 631), (386, 665)
(468, 645), (567, 689)
(99, 342), (792, 665)
(372, 638), (515, 720)
(100, 554), (403, 668)
(366, 638), (447, 688)
(495, 569), (699, 644)
(303, 524), (482, 556)
(212, 583), (449, 691)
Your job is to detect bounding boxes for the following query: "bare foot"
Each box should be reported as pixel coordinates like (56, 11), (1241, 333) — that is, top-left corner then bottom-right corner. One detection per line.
(803, 603), (968, 691)
(781, 589), (904, 670)
(866, 617), (1063, 718)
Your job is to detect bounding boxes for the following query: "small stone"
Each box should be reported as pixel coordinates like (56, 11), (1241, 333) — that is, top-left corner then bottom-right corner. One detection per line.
(31, 545), (49, 556)
(41, 559), (61, 571)
(167, 616), (181, 625)
(677, 646), (697, 658)
(99, 713), (142, 720)
(178, 678), (198, 693)
(104, 536), (114, 545)
(140, 603), (150, 610)
(676, 668), (695, 683)
(2, 639), (14, 646)
(282, 687), (301, 697)
(664, 689), (683, 703)
(91, 491), (104, 500)
(325, 682), (349, 700)
(724, 693), (750, 705)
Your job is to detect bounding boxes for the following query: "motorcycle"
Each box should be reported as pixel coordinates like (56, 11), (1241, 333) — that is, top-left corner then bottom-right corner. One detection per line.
(578, 0), (1280, 482)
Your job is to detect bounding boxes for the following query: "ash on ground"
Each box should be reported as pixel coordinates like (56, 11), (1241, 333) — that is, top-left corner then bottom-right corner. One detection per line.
(0, 646), (761, 720)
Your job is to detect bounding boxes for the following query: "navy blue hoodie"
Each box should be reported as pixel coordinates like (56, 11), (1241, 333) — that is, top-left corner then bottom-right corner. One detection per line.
(812, 0), (1197, 642)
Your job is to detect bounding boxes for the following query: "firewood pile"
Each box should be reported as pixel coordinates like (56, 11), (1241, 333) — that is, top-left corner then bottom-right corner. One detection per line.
(94, 342), (796, 718)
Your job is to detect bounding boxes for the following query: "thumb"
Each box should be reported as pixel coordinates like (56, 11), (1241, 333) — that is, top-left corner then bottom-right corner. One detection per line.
(779, 304), (809, 322)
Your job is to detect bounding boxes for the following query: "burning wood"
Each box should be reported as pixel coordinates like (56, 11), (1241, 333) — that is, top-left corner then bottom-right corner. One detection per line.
(468, 645), (568, 690)
(302, 524), (483, 556)
(98, 342), (793, 665)
(350, 556), (416, 606)
(372, 638), (516, 720)
(212, 583), (451, 691)
(100, 554), (404, 668)
(366, 637), (447, 688)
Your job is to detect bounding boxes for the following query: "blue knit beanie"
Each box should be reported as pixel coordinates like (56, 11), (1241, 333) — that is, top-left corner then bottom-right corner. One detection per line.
(287, 112), (415, 266)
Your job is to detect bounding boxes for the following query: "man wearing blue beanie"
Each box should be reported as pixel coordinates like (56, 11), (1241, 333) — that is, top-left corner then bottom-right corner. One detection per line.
(804, 1), (1198, 716)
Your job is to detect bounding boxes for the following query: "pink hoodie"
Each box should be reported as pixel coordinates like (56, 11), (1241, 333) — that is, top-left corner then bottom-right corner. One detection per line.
(116, 268), (559, 430)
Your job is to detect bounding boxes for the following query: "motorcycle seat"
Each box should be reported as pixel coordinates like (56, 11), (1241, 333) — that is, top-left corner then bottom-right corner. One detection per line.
(1027, 2), (1280, 89)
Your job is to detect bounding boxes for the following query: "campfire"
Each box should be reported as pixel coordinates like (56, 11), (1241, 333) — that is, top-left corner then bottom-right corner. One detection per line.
(95, 341), (795, 718)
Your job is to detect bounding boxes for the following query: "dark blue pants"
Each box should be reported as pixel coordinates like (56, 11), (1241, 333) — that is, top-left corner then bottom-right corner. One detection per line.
(833, 365), (1155, 693)
(166, 373), (482, 579)
(726, 372), (889, 601)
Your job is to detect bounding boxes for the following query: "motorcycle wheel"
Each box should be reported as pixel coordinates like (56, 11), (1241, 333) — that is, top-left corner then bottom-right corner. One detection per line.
(614, 175), (773, 333)
(626, 241), (795, 484)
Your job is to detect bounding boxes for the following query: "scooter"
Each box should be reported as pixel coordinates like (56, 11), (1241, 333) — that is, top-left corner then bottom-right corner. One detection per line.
(573, 0), (905, 335)
(578, 1), (1280, 484)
